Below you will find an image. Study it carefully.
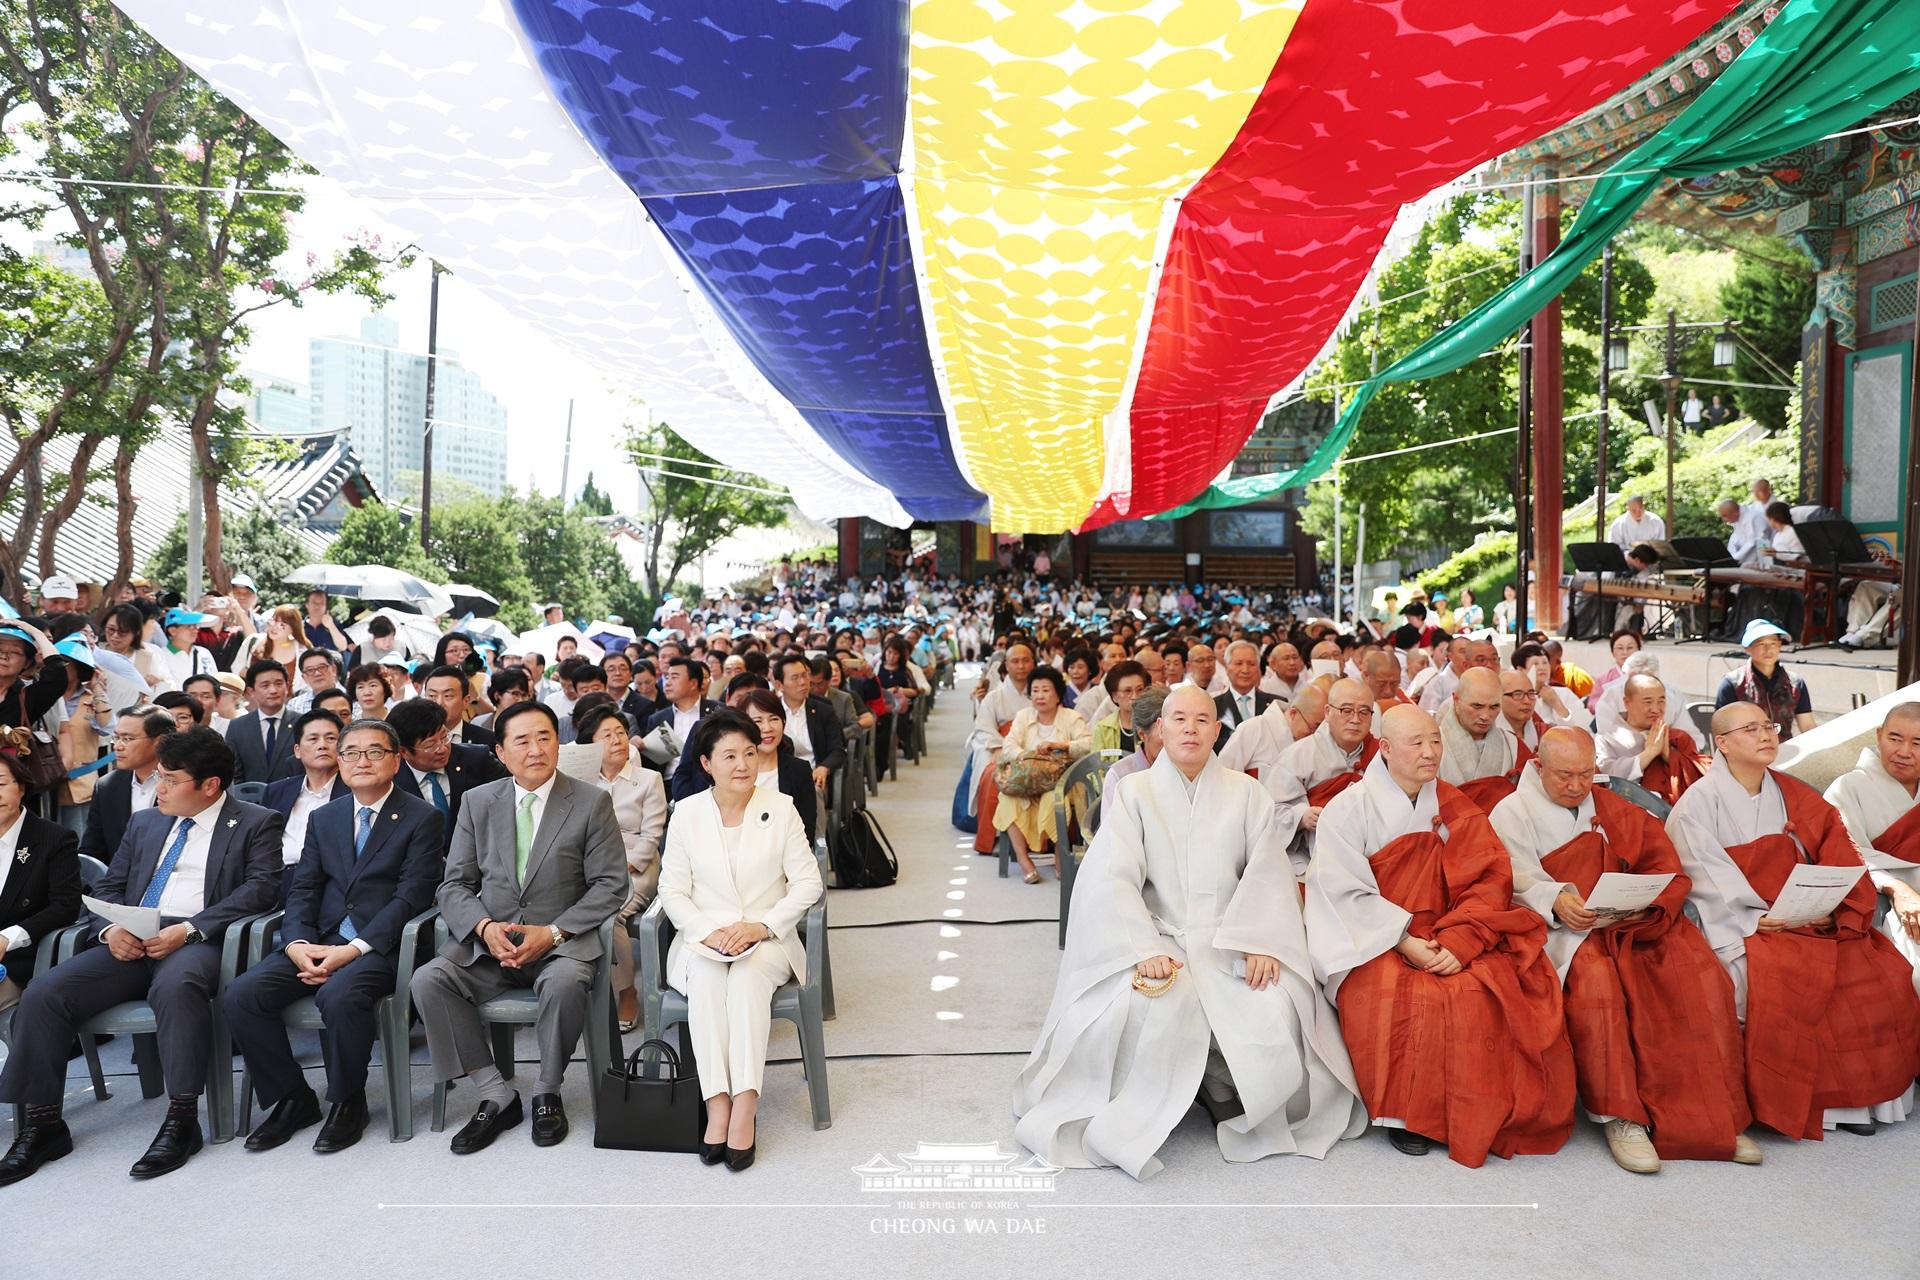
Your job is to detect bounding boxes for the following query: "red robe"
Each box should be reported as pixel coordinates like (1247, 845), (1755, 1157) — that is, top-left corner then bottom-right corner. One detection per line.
(1337, 783), (1576, 1166)
(973, 719), (1014, 854)
(1304, 735), (1382, 807)
(1725, 772), (1920, 1139)
(1542, 788), (1751, 1158)
(1871, 791), (1920, 859)
(1641, 732), (1707, 805)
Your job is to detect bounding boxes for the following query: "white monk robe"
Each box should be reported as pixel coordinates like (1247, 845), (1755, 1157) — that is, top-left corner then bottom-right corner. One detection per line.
(1260, 672), (1305, 703)
(1489, 767), (1614, 982)
(1825, 746), (1920, 992)
(1217, 700), (1299, 778)
(1668, 759), (1916, 1128)
(1434, 700), (1521, 790)
(1416, 664), (1461, 714)
(1263, 722), (1374, 877)
(1014, 753), (1366, 1179)
(1592, 675), (1704, 748)
(964, 676), (1031, 818)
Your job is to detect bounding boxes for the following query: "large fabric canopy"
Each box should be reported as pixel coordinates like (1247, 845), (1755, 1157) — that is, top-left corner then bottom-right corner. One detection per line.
(1166, 0), (1920, 518)
(121, 0), (1739, 531)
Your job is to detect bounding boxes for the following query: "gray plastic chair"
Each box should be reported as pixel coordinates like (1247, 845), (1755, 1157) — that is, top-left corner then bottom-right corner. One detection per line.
(1686, 702), (1716, 749)
(1604, 775), (1674, 821)
(228, 781), (269, 805)
(812, 837), (835, 1022)
(636, 891), (830, 1129)
(226, 906), (439, 1141)
(45, 898), (267, 1144)
(2, 855), (108, 1129)
(428, 915), (619, 1132)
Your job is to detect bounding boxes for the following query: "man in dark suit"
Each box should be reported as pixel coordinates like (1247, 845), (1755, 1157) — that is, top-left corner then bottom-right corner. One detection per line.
(410, 701), (626, 1152)
(388, 697), (504, 848)
(0, 753), (83, 988)
(80, 705), (175, 866)
(229, 658), (301, 784)
(1212, 639), (1278, 752)
(261, 709), (352, 903)
(423, 665), (495, 749)
(772, 653), (846, 791)
(0, 727), (282, 1184)
(641, 656), (719, 774)
(227, 719), (443, 1154)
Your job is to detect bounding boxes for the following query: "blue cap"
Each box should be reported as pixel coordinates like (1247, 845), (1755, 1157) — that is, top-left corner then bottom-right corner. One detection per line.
(163, 608), (213, 629)
(1741, 618), (1791, 647)
(0, 623), (33, 651)
(52, 636), (96, 667)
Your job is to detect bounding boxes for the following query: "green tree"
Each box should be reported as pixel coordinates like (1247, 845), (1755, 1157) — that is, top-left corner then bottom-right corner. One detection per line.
(146, 503), (308, 601)
(624, 417), (788, 607)
(574, 471), (614, 516)
(0, 0), (411, 605)
(428, 496), (534, 623)
(326, 500), (434, 577)
(1720, 244), (1816, 432)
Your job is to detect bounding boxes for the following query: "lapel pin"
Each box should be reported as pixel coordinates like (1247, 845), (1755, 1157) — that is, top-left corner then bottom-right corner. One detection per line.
(227, 818), (239, 829)
(759, 811), (770, 823)
(15, 847), (27, 864)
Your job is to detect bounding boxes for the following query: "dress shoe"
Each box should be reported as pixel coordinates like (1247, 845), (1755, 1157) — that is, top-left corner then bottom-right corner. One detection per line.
(725, 1143), (756, 1171)
(0, 1121), (73, 1186)
(449, 1095), (523, 1155)
(312, 1093), (370, 1154)
(1603, 1119), (1660, 1174)
(1837, 1119), (1877, 1137)
(700, 1140), (728, 1166)
(1732, 1133), (1764, 1165)
(530, 1093), (568, 1147)
(1386, 1127), (1431, 1156)
(244, 1088), (322, 1152)
(130, 1111), (203, 1179)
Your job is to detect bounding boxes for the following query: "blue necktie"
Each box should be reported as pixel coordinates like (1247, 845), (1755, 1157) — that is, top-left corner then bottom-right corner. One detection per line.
(139, 817), (195, 909)
(427, 773), (448, 815)
(339, 807), (374, 944)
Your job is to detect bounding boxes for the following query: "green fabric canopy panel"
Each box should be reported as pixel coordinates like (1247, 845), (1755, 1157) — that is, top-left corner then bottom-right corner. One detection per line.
(1160, 0), (1920, 519)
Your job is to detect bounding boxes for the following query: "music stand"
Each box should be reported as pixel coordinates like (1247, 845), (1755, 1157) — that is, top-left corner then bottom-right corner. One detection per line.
(1670, 537), (1736, 642)
(1795, 518), (1876, 647)
(1643, 539), (1691, 571)
(1567, 542), (1632, 575)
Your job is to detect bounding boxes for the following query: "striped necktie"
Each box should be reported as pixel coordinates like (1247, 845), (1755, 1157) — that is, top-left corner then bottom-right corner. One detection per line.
(139, 817), (195, 909)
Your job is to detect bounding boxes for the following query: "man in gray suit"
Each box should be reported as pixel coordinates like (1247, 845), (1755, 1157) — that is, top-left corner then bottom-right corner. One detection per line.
(409, 700), (626, 1153)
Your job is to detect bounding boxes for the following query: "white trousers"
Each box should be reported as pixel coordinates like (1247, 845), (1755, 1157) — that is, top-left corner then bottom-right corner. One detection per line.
(673, 945), (794, 1099)
(1849, 582), (1893, 644)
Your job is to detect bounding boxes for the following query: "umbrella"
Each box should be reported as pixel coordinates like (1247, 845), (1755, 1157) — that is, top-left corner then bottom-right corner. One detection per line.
(515, 622), (603, 663)
(444, 583), (500, 618)
(284, 563), (454, 617)
(584, 619), (636, 654)
(345, 607), (444, 658)
(461, 616), (519, 649)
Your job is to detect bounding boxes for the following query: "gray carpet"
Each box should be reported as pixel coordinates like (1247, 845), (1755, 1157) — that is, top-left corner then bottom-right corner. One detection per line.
(3, 686), (1913, 1277)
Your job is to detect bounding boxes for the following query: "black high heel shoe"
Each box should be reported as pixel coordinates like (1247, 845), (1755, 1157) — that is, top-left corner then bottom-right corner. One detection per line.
(725, 1143), (755, 1171)
(700, 1140), (728, 1165)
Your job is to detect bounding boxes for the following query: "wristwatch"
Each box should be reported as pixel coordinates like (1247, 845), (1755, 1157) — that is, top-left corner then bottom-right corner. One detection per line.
(549, 924), (567, 948)
(183, 924), (206, 946)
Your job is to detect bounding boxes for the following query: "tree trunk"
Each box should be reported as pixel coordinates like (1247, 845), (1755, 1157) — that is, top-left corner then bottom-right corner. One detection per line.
(108, 433), (139, 600)
(187, 390), (230, 593)
(37, 433), (105, 578)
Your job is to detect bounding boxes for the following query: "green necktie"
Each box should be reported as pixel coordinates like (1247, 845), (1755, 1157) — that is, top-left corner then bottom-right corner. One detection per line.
(515, 791), (536, 884)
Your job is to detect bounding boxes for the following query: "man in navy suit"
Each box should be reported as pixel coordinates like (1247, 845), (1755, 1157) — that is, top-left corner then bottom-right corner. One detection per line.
(226, 718), (443, 1154)
(641, 656), (719, 773)
(424, 665), (495, 749)
(80, 705), (175, 865)
(261, 708), (352, 902)
(228, 659), (301, 784)
(0, 727), (283, 1185)
(387, 697), (504, 848)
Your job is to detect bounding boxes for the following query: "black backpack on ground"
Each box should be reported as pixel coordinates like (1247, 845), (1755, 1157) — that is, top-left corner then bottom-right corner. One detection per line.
(832, 808), (899, 888)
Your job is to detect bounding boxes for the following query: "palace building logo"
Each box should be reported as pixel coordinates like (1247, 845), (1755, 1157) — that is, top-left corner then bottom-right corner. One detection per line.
(853, 1141), (1061, 1193)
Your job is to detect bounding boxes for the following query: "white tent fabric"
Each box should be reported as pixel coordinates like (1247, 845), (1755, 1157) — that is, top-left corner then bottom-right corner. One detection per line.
(116, 0), (911, 528)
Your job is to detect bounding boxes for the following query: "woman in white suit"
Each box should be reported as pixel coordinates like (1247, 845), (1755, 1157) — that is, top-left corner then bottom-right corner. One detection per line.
(658, 709), (823, 1172)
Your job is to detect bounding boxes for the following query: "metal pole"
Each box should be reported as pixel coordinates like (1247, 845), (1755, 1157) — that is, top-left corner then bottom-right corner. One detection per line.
(1354, 504), (1366, 627)
(1515, 178), (1535, 636)
(186, 452), (203, 603)
(1899, 298), (1920, 686)
(1333, 466), (1343, 626)
(1596, 242), (1613, 545)
(419, 261), (443, 551)
(558, 398), (576, 502)
(1664, 307), (1679, 534)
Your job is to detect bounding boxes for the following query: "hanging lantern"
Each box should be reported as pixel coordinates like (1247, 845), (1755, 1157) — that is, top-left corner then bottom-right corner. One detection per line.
(1607, 336), (1631, 371)
(1712, 323), (1738, 367)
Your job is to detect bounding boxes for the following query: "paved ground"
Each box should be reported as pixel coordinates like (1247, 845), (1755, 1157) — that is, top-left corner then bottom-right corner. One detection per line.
(1, 674), (1911, 1278)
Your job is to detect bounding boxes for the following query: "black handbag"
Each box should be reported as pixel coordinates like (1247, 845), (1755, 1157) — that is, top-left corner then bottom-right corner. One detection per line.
(593, 1038), (704, 1152)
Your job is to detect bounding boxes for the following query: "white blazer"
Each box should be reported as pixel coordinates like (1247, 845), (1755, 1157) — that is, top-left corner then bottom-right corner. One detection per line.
(657, 785), (823, 990)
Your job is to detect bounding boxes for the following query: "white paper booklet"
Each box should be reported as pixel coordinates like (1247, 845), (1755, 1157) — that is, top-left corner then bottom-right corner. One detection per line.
(82, 896), (163, 939)
(1582, 872), (1675, 918)
(1766, 864), (1866, 928)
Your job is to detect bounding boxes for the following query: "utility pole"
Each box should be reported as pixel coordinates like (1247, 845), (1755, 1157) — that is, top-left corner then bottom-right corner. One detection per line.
(1663, 307), (1680, 533)
(186, 452), (203, 602)
(419, 260), (443, 552)
(1514, 178), (1535, 636)
(1595, 242), (1614, 545)
(1331, 391), (1343, 625)
(557, 398), (576, 503)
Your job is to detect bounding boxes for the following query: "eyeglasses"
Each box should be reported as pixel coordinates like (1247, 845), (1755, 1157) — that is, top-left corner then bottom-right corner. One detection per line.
(338, 747), (396, 763)
(1327, 704), (1370, 718)
(1716, 721), (1779, 742)
(1503, 689), (1538, 700)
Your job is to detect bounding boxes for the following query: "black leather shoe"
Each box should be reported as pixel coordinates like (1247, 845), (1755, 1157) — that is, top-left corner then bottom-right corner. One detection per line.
(1386, 1127), (1432, 1156)
(1837, 1120), (1877, 1136)
(244, 1088), (322, 1152)
(700, 1140), (728, 1165)
(449, 1095), (522, 1155)
(725, 1143), (755, 1171)
(312, 1092), (369, 1154)
(530, 1093), (568, 1147)
(0, 1121), (73, 1186)
(130, 1111), (204, 1179)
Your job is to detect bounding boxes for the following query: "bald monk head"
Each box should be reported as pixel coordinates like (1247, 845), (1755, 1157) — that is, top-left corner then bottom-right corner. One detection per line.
(1310, 638), (1342, 665)
(1325, 678), (1374, 750)
(1710, 701), (1780, 777)
(1621, 673), (1667, 732)
(1290, 681), (1328, 736)
(1499, 669), (1536, 733)
(1362, 650), (1401, 703)
(1464, 639), (1500, 671)
(1185, 642), (1216, 690)
(1268, 641), (1304, 683)
(1535, 726), (1598, 809)
(1453, 667), (1503, 739)
(1877, 702), (1920, 787)
(1159, 683), (1221, 777)
(1380, 705), (1443, 798)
